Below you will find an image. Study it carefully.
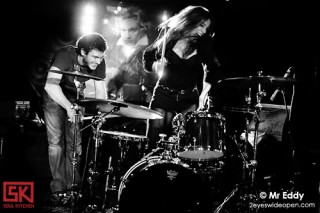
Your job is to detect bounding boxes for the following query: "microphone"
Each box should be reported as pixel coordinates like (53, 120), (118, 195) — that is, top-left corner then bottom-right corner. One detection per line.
(270, 67), (293, 101)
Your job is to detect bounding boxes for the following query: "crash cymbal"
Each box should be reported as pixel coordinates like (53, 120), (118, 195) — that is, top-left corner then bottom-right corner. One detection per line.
(75, 98), (163, 120)
(48, 70), (103, 81)
(218, 75), (296, 88)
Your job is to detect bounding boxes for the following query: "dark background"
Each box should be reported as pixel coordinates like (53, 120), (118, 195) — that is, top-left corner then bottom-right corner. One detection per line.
(1, 0), (319, 212)
(4, 0), (318, 155)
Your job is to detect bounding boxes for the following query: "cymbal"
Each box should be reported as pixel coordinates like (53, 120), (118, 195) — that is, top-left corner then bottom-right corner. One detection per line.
(222, 106), (255, 114)
(222, 103), (291, 114)
(82, 114), (120, 121)
(75, 98), (163, 120)
(48, 70), (103, 81)
(99, 130), (147, 139)
(218, 75), (296, 88)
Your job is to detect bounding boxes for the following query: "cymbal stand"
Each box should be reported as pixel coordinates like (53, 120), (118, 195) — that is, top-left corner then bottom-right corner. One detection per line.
(79, 107), (120, 212)
(242, 87), (252, 181)
(66, 81), (85, 211)
(250, 77), (265, 185)
(67, 104), (82, 212)
(214, 184), (239, 213)
(214, 77), (266, 213)
(235, 74), (266, 211)
(84, 117), (104, 207)
(281, 74), (299, 189)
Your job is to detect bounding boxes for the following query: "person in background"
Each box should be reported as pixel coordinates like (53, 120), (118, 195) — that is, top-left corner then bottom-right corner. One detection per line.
(142, 5), (221, 150)
(43, 32), (108, 205)
(104, 6), (157, 105)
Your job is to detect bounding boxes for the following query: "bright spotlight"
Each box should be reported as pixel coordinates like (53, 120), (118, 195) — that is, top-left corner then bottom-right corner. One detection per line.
(80, 4), (96, 34)
(162, 10), (168, 22)
(103, 18), (109, 25)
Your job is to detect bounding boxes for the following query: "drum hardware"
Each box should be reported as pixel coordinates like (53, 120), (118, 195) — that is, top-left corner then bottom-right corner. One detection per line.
(217, 74), (297, 88)
(46, 69), (105, 210)
(214, 183), (239, 213)
(218, 71), (298, 186)
(79, 106), (122, 212)
(48, 69), (104, 81)
(215, 71), (297, 212)
(80, 114), (151, 212)
(69, 104), (82, 210)
(140, 147), (164, 161)
(75, 97), (163, 120)
(101, 155), (114, 211)
(245, 71), (265, 189)
(156, 134), (179, 160)
(55, 103), (84, 211)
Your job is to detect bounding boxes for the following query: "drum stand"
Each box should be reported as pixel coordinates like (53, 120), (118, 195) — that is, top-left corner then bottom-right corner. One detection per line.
(62, 81), (84, 211)
(79, 106), (121, 212)
(215, 78), (266, 213)
(278, 76), (299, 190)
(57, 104), (82, 212)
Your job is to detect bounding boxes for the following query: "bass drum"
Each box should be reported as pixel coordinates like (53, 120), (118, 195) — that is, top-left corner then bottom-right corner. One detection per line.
(118, 156), (213, 213)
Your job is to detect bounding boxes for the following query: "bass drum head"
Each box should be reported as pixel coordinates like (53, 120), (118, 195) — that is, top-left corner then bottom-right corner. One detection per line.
(118, 158), (213, 213)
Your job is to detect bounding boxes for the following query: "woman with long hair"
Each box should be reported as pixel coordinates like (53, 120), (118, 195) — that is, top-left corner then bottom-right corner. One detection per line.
(143, 5), (220, 150)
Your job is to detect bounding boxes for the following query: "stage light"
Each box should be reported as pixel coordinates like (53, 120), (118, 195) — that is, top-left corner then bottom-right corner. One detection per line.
(80, 4), (96, 34)
(122, 46), (135, 58)
(162, 10), (168, 22)
(103, 18), (109, 25)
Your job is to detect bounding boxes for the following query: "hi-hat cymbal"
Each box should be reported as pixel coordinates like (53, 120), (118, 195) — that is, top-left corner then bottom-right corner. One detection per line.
(75, 98), (163, 120)
(48, 70), (103, 81)
(218, 75), (297, 88)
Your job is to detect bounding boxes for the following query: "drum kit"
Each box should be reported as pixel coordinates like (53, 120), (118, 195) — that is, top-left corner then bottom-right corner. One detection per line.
(48, 70), (297, 213)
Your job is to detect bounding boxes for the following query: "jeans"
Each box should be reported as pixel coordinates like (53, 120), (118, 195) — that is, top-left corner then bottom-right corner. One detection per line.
(43, 93), (82, 193)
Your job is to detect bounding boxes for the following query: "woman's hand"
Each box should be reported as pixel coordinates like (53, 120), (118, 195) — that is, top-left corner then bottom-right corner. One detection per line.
(152, 59), (167, 76)
(197, 93), (209, 111)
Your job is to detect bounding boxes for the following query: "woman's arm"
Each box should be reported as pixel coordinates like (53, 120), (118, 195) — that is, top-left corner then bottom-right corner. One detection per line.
(198, 81), (211, 110)
(142, 45), (158, 73)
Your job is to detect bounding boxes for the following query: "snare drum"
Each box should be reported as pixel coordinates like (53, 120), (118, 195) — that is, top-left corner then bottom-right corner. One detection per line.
(177, 111), (226, 162)
(118, 156), (212, 213)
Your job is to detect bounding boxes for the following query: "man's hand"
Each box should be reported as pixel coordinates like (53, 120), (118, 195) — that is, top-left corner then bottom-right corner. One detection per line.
(67, 104), (83, 123)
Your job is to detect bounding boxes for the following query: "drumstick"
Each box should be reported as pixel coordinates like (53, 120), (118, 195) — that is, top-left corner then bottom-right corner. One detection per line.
(160, 11), (168, 62)
(161, 28), (167, 62)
